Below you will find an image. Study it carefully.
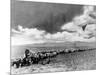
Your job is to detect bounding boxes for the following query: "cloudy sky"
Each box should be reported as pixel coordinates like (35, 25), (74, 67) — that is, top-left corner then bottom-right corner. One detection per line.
(11, 0), (96, 46)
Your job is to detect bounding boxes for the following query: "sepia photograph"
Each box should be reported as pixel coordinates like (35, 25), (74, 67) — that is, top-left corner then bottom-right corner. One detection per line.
(11, 0), (96, 74)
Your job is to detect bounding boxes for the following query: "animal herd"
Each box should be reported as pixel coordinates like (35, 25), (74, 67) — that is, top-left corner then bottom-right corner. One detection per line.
(11, 47), (96, 68)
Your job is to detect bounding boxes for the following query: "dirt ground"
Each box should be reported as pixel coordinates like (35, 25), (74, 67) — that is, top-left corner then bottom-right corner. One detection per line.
(11, 49), (96, 74)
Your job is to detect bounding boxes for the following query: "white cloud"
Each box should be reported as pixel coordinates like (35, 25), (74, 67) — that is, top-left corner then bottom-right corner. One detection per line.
(61, 5), (96, 42)
(12, 25), (73, 46)
(11, 25), (46, 45)
(11, 36), (45, 46)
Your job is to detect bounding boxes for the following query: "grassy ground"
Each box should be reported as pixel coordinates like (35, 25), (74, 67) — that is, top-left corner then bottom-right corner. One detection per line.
(11, 49), (96, 74)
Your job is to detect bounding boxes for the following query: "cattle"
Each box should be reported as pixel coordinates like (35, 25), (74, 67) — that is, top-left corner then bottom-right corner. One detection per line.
(11, 58), (22, 68)
(68, 50), (72, 53)
(21, 57), (31, 66)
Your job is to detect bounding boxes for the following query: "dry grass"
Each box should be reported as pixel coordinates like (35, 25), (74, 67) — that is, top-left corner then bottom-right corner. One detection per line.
(11, 49), (96, 74)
